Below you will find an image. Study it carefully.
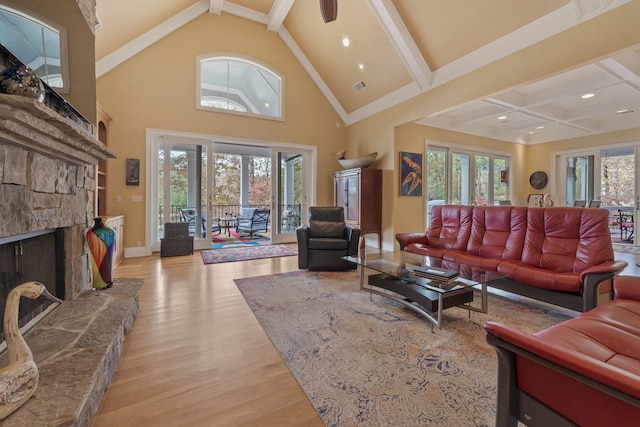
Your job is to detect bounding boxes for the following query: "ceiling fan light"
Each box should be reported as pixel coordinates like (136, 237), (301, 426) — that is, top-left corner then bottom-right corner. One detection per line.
(320, 0), (338, 23)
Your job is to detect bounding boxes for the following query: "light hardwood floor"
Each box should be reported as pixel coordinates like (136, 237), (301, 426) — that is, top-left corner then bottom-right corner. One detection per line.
(90, 245), (640, 427)
(90, 247), (324, 427)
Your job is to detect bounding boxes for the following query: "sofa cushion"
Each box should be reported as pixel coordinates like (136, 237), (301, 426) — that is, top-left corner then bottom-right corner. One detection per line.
(426, 205), (473, 250)
(466, 206), (527, 260)
(401, 243), (448, 259)
(310, 220), (345, 238)
(308, 237), (349, 250)
(496, 260), (581, 292)
(521, 207), (614, 274)
(443, 249), (502, 270)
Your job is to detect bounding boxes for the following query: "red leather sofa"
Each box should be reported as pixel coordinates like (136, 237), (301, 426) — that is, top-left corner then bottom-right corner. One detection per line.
(483, 276), (640, 426)
(396, 205), (627, 311)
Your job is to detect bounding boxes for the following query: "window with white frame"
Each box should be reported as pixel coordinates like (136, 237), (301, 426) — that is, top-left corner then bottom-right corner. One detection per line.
(0, 5), (67, 90)
(197, 55), (282, 119)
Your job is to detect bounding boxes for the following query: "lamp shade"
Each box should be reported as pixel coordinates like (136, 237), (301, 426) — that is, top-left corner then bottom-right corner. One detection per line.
(320, 0), (337, 23)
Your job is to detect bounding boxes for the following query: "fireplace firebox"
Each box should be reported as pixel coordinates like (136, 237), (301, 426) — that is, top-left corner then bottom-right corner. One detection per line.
(0, 229), (64, 338)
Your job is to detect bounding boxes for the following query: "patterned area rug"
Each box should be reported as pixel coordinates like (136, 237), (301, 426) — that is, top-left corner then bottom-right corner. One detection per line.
(235, 270), (570, 427)
(613, 242), (640, 255)
(201, 244), (297, 264)
(211, 229), (270, 249)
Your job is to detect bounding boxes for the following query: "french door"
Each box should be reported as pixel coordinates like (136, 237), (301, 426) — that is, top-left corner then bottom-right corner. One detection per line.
(556, 145), (637, 245)
(148, 131), (314, 252)
(271, 148), (309, 244)
(154, 139), (213, 251)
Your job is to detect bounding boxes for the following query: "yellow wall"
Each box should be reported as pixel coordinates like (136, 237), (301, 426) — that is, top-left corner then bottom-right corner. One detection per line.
(96, 13), (346, 249)
(11, 0), (96, 120)
(347, 0), (640, 246)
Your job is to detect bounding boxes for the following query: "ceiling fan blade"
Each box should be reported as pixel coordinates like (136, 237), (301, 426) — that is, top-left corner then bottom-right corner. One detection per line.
(320, 0), (338, 23)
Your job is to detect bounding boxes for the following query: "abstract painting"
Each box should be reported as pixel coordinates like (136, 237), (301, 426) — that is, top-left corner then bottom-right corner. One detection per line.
(400, 151), (422, 196)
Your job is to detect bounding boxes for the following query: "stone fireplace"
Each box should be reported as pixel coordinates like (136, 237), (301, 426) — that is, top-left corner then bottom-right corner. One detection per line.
(0, 93), (141, 426)
(0, 93), (113, 302)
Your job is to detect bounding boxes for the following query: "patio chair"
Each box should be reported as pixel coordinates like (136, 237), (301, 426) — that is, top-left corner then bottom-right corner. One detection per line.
(180, 208), (221, 237)
(236, 207), (270, 238)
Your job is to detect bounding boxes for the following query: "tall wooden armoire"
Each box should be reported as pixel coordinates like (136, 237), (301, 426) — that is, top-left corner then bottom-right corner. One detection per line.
(334, 167), (382, 248)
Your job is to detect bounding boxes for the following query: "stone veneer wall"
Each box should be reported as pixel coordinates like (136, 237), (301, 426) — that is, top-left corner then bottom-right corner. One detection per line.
(0, 94), (115, 299)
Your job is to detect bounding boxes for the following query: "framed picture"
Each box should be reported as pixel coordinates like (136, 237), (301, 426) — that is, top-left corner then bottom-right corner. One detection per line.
(400, 151), (422, 196)
(126, 158), (140, 186)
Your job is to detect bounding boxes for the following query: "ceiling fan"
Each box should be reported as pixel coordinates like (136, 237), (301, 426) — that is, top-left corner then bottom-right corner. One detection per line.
(320, 0), (338, 23)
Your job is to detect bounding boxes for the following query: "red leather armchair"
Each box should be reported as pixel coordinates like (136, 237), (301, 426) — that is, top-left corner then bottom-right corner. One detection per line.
(484, 276), (640, 426)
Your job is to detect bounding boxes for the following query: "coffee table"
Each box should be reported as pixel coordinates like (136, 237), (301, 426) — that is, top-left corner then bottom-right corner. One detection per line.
(344, 251), (506, 330)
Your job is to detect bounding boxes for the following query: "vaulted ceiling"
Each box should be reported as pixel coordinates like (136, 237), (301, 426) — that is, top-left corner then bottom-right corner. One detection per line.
(95, 0), (639, 144)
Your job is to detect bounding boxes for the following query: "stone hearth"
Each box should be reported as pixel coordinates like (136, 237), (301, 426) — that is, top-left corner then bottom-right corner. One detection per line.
(0, 278), (142, 426)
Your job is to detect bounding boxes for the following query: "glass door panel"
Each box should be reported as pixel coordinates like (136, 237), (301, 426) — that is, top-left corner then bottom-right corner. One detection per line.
(451, 153), (471, 205)
(602, 147), (635, 245)
(494, 157), (509, 204)
(475, 155), (489, 205)
(566, 155), (593, 206)
(272, 149), (305, 243)
(154, 142), (211, 251)
(426, 148), (446, 227)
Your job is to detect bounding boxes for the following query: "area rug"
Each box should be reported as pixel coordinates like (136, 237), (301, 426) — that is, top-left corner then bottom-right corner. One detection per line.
(201, 244), (297, 264)
(211, 229), (270, 248)
(234, 270), (571, 427)
(612, 242), (640, 255)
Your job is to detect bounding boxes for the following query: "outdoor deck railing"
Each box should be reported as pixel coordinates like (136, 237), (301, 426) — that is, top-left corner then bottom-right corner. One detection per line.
(159, 204), (301, 226)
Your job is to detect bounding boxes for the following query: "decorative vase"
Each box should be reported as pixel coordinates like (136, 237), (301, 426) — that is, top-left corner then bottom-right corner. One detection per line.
(86, 217), (115, 290)
(0, 65), (45, 102)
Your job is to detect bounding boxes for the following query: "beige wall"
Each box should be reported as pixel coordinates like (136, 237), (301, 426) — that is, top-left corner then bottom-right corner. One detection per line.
(96, 13), (346, 249)
(347, 0), (640, 246)
(10, 0), (96, 120)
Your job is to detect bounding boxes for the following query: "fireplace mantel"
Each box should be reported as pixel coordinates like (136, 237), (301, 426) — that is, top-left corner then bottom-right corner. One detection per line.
(0, 94), (115, 165)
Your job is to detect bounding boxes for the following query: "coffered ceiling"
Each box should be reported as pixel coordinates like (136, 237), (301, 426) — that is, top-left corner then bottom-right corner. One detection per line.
(95, 0), (637, 144)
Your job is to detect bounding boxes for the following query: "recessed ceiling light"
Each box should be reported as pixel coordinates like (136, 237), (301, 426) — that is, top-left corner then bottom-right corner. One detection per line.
(358, 63), (364, 70)
(342, 37), (350, 47)
(581, 93), (595, 99)
(616, 108), (634, 114)
(498, 116), (507, 121)
(536, 126), (545, 129)
(529, 131), (535, 134)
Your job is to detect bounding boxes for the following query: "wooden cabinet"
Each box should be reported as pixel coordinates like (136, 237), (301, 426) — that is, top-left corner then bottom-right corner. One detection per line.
(106, 215), (125, 267)
(334, 168), (382, 248)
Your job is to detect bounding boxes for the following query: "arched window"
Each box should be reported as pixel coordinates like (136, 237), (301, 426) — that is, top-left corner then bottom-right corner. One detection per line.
(0, 5), (68, 91)
(197, 55), (283, 119)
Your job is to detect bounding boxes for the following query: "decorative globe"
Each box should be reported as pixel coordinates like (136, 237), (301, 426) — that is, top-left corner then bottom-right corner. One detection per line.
(0, 65), (45, 102)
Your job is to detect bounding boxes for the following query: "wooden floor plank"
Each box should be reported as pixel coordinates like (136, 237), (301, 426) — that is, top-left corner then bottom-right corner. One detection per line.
(91, 247), (324, 427)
